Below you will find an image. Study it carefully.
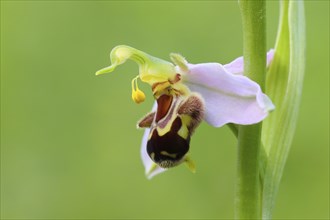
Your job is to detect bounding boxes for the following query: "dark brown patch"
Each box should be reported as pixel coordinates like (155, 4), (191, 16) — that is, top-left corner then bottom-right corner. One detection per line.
(147, 117), (190, 167)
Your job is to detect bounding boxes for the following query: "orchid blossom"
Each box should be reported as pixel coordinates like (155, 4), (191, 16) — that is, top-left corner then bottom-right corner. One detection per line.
(96, 45), (274, 179)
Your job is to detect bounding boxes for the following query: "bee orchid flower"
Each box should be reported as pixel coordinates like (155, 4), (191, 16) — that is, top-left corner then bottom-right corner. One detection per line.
(96, 45), (275, 179)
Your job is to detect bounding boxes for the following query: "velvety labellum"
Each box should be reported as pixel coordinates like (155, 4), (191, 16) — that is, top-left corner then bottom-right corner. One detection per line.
(138, 93), (204, 168)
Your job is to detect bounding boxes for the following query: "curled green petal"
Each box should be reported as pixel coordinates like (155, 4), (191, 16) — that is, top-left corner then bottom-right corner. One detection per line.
(96, 45), (149, 75)
(96, 45), (177, 86)
(95, 64), (117, 76)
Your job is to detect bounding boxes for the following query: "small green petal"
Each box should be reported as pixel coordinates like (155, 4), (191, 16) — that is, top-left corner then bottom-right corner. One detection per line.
(170, 53), (189, 72)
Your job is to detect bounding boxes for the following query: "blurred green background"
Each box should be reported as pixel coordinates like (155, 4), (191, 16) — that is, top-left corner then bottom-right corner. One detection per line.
(1, 1), (328, 219)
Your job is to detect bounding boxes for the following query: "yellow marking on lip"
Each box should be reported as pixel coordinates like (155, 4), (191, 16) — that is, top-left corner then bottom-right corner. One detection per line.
(155, 97), (182, 136)
(156, 116), (176, 136)
(177, 115), (191, 139)
(150, 152), (155, 160)
(160, 151), (177, 159)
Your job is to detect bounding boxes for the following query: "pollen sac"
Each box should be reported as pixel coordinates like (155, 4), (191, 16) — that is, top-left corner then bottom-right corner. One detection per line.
(132, 89), (146, 104)
(131, 76), (146, 104)
(142, 93), (204, 168)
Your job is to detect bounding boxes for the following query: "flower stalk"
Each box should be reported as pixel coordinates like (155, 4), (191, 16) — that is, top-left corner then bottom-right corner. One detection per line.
(235, 0), (266, 219)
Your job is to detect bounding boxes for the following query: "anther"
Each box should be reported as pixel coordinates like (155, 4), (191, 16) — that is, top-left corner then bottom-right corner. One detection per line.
(131, 76), (146, 104)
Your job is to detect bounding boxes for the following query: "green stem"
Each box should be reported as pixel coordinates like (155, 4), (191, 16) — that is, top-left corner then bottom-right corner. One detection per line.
(235, 1), (266, 219)
(228, 124), (267, 185)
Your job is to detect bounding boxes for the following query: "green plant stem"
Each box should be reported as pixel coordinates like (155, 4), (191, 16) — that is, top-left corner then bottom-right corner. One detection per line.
(228, 124), (267, 185)
(235, 1), (266, 219)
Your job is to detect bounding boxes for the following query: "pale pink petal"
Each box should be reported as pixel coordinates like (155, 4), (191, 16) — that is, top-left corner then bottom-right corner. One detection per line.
(224, 49), (275, 75)
(181, 63), (275, 127)
(223, 57), (244, 75)
(140, 102), (166, 179)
